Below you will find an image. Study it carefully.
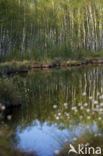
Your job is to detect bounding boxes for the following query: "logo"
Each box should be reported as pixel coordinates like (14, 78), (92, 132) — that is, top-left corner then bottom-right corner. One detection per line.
(69, 144), (78, 154)
(68, 144), (101, 155)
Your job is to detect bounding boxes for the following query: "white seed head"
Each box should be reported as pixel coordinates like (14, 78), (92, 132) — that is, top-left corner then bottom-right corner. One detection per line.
(89, 96), (93, 100)
(86, 109), (90, 113)
(87, 116), (91, 119)
(99, 95), (103, 99)
(78, 103), (82, 106)
(80, 106), (84, 110)
(98, 117), (102, 120)
(53, 105), (57, 109)
(73, 137), (77, 141)
(97, 92), (100, 96)
(84, 103), (88, 107)
(80, 115), (83, 119)
(56, 116), (59, 120)
(54, 150), (60, 155)
(85, 142), (90, 146)
(64, 103), (68, 107)
(1, 105), (6, 111)
(72, 106), (77, 110)
(94, 101), (98, 104)
(58, 112), (61, 116)
(99, 108), (103, 112)
(7, 115), (12, 120)
(66, 113), (69, 117)
(100, 103), (103, 106)
(82, 92), (87, 96)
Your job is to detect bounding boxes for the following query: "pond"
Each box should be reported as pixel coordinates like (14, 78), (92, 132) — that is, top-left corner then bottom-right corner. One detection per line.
(0, 66), (103, 156)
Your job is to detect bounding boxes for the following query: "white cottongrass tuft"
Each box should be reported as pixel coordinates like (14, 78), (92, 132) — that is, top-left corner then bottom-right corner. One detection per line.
(96, 105), (99, 108)
(82, 92), (87, 96)
(80, 115), (83, 119)
(94, 101), (98, 104)
(1, 105), (6, 111)
(53, 105), (57, 109)
(64, 103), (68, 107)
(89, 96), (93, 100)
(56, 116), (59, 120)
(72, 106), (77, 110)
(86, 109), (90, 113)
(73, 137), (77, 141)
(87, 116), (91, 119)
(97, 92), (100, 96)
(84, 103), (88, 107)
(7, 115), (12, 120)
(54, 150), (60, 155)
(85, 142), (90, 146)
(78, 103), (82, 106)
(58, 112), (61, 116)
(67, 116), (70, 119)
(75, 108), (78, 112)
(65, 113), (69, 117)
(80, 106), (84, 110)
(98, 117), (102, 120)
(99, 95), (103, 99)
(100, 103), (103, 106)
(99, 108), (103, 112)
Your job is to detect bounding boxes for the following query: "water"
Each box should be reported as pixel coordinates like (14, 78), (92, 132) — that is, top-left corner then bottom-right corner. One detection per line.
(0, 66), (103, 156)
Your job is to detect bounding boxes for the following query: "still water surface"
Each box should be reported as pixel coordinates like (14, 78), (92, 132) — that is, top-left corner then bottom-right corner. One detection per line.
(0, 66), (103, 156)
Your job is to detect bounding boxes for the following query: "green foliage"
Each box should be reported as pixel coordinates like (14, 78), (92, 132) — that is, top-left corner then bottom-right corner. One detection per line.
(0, 0), (103, 61)
(0, 79), (21, 107)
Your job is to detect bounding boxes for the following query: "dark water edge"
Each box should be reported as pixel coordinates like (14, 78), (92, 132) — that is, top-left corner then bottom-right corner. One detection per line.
(0, 66), (103, 156)
(1, 59), (103, 76)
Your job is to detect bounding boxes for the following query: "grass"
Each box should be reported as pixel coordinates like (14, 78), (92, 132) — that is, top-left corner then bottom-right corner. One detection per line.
(0, 125), (37, 156)
(0, 48), (103, 74)
(1, 45), (103, 63)
(0, 60), (32, 73)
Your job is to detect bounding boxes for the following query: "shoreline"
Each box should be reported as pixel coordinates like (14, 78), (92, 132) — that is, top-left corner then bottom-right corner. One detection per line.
(0, 59), (103, 75)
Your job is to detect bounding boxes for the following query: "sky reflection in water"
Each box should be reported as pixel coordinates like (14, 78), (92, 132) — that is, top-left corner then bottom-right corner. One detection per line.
(15, 120), (98, 156)
(8, 67), (103, 156)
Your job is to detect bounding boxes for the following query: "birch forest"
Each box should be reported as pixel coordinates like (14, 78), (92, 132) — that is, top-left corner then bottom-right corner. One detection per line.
(0, 0), (103, 60)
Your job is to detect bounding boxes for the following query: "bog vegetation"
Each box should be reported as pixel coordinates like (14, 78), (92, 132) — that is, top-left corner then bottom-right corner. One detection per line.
(0, 0), (103, 61)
